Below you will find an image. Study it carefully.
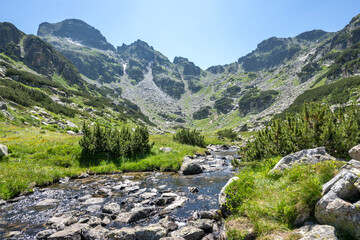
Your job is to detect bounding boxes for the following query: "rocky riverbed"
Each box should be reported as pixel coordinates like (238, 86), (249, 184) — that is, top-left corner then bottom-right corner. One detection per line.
(0, 145), (239, 240)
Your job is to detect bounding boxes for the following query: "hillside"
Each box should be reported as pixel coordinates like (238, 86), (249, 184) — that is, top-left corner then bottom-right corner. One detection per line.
(35, 14), (360, 131)
(0, 22), (153, 132)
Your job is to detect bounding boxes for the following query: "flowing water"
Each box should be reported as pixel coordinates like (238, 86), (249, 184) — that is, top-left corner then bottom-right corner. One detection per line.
(0, 147), (238, 239)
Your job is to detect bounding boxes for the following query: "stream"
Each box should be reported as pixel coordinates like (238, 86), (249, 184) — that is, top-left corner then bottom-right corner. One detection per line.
(0, 145), (239, 240)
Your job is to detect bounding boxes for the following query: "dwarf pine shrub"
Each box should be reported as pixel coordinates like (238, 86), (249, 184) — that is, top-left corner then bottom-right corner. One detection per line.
(79, 122), (154, 158)
(173, 128), (206, 147)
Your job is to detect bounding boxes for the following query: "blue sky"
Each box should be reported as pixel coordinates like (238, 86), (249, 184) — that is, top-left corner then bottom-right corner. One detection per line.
(1, 0), (360, 69)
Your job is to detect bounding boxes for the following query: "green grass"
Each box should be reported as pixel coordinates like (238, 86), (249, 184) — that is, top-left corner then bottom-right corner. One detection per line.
(225, 158), (345, 238)
(0, 123), (204, 200)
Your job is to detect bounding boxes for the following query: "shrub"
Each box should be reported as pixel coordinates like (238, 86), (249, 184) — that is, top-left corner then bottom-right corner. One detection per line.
(217, 128), (238, 141)
(79, 122), (154, 158)
(173, 128), (206, 147)
(241, 102), (360, 162)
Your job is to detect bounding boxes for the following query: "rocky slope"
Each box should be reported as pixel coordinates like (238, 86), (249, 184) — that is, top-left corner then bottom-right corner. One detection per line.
(20, 13), (360, 129)
(0, 22), (153, 130)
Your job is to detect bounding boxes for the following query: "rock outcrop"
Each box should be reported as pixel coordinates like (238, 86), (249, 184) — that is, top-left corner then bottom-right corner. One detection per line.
(294, 224), (338, 240)
(270, 147), (337, 173)
(315, 160), (360, 238)
(349, 144), (360, 161)
(219, 176), (239, 217)
(0, 144), (8, 157)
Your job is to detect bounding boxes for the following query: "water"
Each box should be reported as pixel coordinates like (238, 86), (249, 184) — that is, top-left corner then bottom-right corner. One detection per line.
(0, 146), (238, 239)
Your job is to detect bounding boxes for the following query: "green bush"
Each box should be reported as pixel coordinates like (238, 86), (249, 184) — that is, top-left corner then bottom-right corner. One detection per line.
(79, 122), (154, 158)
(217, 128), (238, 141)
(241, 102), (360, 162)
(173, 128), (206, 147)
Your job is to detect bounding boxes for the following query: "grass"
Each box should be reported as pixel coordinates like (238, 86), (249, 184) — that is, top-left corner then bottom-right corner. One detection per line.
(0, 123), (205, 200)
(225, 158), (345, 238)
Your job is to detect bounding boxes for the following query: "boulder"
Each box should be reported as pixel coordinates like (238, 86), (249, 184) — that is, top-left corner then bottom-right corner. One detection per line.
(315, 160), (360, 238)
(134, 224), (167, 240)
(349, 144), (360, 161)
(180, 160), (203, 175)
(160, 147), (173, 153)
(188, 219), (213, 232)
(0, 102), (7, 110)
(47, 212), (79, 230)
(294, 224), (338, 240)
(102, 202), (121, 216)
(159, 216), (178, 231)
(35, 198), (59, 206)
(109, 227), (136, 240)
(219, 177), (239, 217)
(0, 144), (8, 157)
(48, 223), (90, 240)
(83, 225), (109, 240)
(82, 197), (105, 205)
(36, 229), (56, 239)
(270, 147), (337, 173)
(171, 226), (205, 240)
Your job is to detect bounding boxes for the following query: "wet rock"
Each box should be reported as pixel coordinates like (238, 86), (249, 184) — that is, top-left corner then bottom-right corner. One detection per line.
(48, 227), (82, 239)
(270, 147), (337, 173)
(188, 219), (213, 233)
(163, 196), (187, 212)
(102, 202), (121, 216)
(315, 160), (360, 238)
(219, 177), (239, 217)
(135, 224), (167, 240)
(83, 225), (109, 240)
(36, 198), (60, 206)
(88, 216), (101, 227)
(160, 147), (173, 152)
(159, 216), (178, 231)
(141, 192), (158, 199)
(294, 224), (338, 240)
(115, 212), (132, 223)
(154, 193), (177, 206)
(95, 187), (112, 197)
(349, 144), (360, 160)
(87, 205), (102, 213)
(197, 209), (221, 220)
(82, 197), (105, 205)
(128, 206), (156, 223)
(101, 215), (112, 226)
(171, 226), (205, 240)
(48, 212), (79, 230)
(0, 144), (8, 157)
(109, 227), (136, 240)
(5, 231), (21, 238)
(124, 185), (140, 194)
(180, 160), (203, 175)
(36, 229), (56, 239)
(188, 187), (199, 193)
(78, 194), (92, 202)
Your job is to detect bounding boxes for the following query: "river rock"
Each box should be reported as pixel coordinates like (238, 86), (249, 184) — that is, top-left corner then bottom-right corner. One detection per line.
(82, 197), (105, 205)
(0, 144), (8, 157)
(171, 226), (205, 240)
(219, 177), (239, 217)
(102, 202), (121, 216)
(36, 198), (60, 206)
(349, 144), (360, 160)
(36, 229), (56, 239)
(294, 224), (338, 240)
(160, 238), (185, 240)
(180, 160), (203, 175)
(78, 194), (92, 202)
(163, 196), (187, 212)
(188, 187), (199, 193)
(197, 209), (221, 220)
(129, 206), (156, 223)
(159, 216), (178, 231)
(109, 227), (136, 240)
(83, 225), (109, 240)
(188, 219), (213, 232)
(135, 224), (167, 240)
(315, 160), (360, 238)
(88, 216), (101, 227)
(269, 147), (337, 173)
(160, 147), (173, 152)
(48, 212), (79, 230)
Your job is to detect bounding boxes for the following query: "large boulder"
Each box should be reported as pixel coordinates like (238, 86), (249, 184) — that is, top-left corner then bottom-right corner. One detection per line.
(180, 157), (203, 175)
(315, 160), (360, 238)
(109, 227), (136, 240)
(349, 144), (360, 161)
(270, 147), (337, 173)
(294, 224), (338, 240)
(219, 177), (239, 217)
(0, 144), (8, 157)
(170, 226), (205, 240)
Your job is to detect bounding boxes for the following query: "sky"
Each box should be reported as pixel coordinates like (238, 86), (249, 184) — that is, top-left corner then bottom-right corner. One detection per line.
(1, 0), (360, 69)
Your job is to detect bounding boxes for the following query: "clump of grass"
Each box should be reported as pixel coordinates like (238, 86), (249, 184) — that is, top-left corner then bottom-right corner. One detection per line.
(225, 158), (344, 237)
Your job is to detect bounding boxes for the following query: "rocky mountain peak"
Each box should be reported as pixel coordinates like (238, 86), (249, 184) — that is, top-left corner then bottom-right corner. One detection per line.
(173, 56), (201, 76)
(0, 22), (25, 51)
(295, 30), (328, 42)
(37, 19), (115, 51)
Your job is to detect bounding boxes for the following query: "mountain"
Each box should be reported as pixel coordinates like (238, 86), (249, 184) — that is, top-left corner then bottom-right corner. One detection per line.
(0, 22), (153, 130)
(34, 14), (360, 131)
